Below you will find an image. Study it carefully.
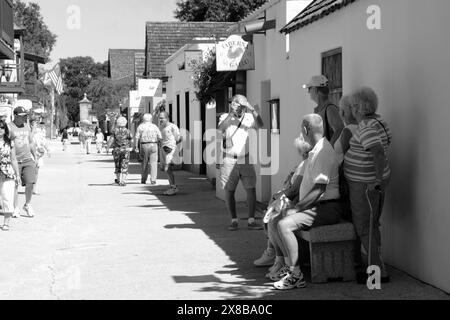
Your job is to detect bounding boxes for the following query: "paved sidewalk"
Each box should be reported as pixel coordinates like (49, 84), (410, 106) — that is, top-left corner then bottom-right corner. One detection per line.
(0, 141), (448, 300)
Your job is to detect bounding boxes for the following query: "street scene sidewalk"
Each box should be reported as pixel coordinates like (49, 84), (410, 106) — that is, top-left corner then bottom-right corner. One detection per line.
(0, 140), (448, 300)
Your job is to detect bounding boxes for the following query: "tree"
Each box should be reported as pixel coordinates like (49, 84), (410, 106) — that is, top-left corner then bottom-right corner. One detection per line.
(175, 0), (267, 22)
(13, 1), (57, 82)
(86, 77), (132, 131)
(59, 57), (108, 123)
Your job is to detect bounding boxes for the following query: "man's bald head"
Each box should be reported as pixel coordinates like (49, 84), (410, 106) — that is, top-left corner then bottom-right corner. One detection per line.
(302, 114), (324, 143)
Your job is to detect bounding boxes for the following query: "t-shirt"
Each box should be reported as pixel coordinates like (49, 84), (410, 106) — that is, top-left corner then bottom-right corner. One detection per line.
(299, 138), (340, 202)
(344, 117), (392, 183)
(219, 113), (256, 157)
(9, 122), (33, 162)
(136, 122), (162, 143)
(112, 128), (132, 149)
(160, 123), (180, 149)
(334, 124), (358, 164)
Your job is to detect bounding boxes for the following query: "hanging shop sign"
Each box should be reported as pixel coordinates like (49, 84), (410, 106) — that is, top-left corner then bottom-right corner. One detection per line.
(216, 35), (255, 72)
(185, 50), (203, 72)
(138, 79), (163, 97)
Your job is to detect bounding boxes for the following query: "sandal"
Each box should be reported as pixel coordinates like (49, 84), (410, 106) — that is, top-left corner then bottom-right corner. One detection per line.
(2, 225), (10, 231)
(119, 182), (127, 187)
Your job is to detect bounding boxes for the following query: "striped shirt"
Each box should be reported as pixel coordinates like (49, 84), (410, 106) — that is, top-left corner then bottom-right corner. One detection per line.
(344, 117), (392, 183)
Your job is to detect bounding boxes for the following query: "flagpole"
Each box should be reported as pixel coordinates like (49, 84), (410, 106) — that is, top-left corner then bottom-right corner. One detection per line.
(50, 86), (55, 140)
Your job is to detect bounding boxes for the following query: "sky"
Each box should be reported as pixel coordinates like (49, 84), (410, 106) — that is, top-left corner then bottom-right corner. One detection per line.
(23, 0), (178, 67)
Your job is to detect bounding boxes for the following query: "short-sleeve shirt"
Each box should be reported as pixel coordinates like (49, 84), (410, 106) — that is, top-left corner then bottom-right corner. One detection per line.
(136, 122), (162, 143)
(160, 123), (180, 149)
(314, 102), (340, 142)
(0, 141), (16, 180)
(219, 113), (256, 157)
(8, 122), (33, 162)
(299, 138), (340, 202)
(112, 128), (132, 149)
(344, 117), (392, 183)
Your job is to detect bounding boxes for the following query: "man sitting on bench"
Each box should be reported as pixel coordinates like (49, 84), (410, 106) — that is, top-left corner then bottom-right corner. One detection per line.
(272, 114), (343, 290)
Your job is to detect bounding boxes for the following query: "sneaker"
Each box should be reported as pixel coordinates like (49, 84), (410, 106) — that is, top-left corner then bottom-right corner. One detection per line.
(23, 205), (35, 218)
(248, 221), (264, 231)
(265, 262), (285, 279)
(254, 249), (276, 267)
(274, 272), (307, 290)
(12, 208), (20, 219)
(164, 186), (179, 196)
(228, 221), (239, 231)
(270, 265), (291, 282)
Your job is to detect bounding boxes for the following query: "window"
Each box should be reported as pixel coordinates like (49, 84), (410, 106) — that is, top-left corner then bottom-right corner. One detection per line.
(185, 91), (190, 132)
(269, 99), (280, 134)
(176, 94), (180, 128)
(322, 48), (343, 106)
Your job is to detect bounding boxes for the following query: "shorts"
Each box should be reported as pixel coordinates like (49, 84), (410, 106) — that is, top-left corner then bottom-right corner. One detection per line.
(18, 159), (37, 186)
(286, 200), (342, 231)
(220, 157), (257, 191)
(161, 146), (176, 167)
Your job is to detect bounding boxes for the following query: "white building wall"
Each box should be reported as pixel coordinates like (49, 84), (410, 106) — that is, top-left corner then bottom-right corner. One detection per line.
(283, 0), (450, 293)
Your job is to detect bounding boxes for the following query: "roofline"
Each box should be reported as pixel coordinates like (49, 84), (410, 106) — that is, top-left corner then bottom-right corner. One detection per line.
(164, 42), (216, 65)
(280, 0), (357, 34)
(227, 0), (281, 33)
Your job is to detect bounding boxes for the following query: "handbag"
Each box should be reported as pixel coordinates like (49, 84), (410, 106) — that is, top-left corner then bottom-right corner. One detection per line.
(223, 114), (245, 150)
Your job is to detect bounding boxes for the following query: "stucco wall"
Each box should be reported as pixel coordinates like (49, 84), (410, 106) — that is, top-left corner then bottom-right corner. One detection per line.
(283, 0), (450, 292)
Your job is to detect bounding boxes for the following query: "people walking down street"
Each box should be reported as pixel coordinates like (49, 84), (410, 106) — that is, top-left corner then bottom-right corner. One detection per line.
(218, 94), (264, 231)
(79, 128), (86, 152)
(107, 117), (133, 187)
(135, 114), (162, 185)
(0, 120), (20, 231)
(84, 127), (94, 154)
(158, 112), (182, 196)
(95, 128), (105, 154)
(31, 119), (50, 196)
(344, 87), (392, 284)
(8, 107), (37, 219)
(303, 75), (344, 146)
(61, 129), (69, 151)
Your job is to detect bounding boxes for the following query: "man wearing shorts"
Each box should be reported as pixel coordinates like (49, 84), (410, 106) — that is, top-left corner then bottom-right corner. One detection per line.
(9, 107), (37, 218)
(158, 112), (182, 196)
(273, 114), (342, 290)
(218, 95), (264, 231)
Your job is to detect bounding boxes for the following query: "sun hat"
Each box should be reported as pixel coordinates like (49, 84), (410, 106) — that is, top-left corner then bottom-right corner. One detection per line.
(302, 75), (329, 89)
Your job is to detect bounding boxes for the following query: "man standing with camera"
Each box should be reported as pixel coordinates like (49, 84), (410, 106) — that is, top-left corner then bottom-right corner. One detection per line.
(218, 95), (264, 231)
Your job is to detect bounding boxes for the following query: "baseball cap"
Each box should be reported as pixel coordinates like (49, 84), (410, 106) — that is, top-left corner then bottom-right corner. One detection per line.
(13, 107), (28, 116)
(302, 75), (329, 89)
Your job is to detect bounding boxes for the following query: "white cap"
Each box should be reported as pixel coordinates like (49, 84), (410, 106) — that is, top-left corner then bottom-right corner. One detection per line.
(302, 75), (329, 89)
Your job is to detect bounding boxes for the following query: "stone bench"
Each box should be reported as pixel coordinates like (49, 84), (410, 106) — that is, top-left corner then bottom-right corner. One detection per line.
(297, 222), (357, 284)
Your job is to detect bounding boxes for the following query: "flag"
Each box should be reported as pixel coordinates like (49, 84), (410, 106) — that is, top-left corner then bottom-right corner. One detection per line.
(44, 64), (64, 95)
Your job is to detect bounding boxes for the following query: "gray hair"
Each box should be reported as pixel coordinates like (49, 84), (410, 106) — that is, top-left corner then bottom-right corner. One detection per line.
(143, 114), (153, 123)
(294, 137), (312, 156)
(350, 87), (379, 116)
(302, 114), (324, 136)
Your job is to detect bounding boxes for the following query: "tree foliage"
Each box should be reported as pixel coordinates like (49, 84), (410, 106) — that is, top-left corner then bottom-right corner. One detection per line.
(59, 57), (108, 123)
(175, 0), (267, 22)
(13, 0), (57, 81)
(86, 77), (132, 124)
(191, 49), (218, 104)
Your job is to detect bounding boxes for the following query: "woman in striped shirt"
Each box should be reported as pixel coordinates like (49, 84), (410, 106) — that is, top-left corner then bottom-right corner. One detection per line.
(344, 87), (392, 284)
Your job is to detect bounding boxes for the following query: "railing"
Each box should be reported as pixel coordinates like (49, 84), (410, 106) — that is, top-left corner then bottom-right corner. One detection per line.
(0, 0), (14, 49)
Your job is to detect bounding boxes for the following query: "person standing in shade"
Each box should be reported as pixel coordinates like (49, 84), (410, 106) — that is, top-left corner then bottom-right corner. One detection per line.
(107, 117), (133, 187)
(218, 94), (264, 231)
(303, 75), (344, 146)
(135, 114), (162, 185)
(8, 107), (37, 218)
(158, 112), (182, 196)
